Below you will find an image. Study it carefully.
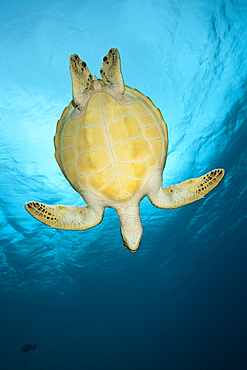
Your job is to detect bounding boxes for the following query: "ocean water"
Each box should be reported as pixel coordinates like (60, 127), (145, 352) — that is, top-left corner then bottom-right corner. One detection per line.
(0, 0), (247, 369)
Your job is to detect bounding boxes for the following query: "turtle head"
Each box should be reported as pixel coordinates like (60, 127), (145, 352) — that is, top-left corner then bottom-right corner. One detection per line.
(119, 209), (143, 253)
(120, 229), (142, 253)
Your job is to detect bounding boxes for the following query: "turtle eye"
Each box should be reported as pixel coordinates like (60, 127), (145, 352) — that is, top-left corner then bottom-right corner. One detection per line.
(120, 230), (128, 249)
(122, 239), (130, 250)
(72, 100), (79, 109)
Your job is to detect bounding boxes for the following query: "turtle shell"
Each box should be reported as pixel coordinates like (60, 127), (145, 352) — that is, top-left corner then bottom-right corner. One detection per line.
(54, 86), (168, 202)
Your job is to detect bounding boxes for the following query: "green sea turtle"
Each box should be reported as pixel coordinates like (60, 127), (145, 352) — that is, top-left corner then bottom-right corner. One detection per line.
(25, 48), (224, 252)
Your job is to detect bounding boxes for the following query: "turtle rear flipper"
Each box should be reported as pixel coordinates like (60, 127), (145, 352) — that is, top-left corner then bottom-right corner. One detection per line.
(100, 48), (124, 98)
(148, 169), (225, 209)
(70, 54), (93, 109)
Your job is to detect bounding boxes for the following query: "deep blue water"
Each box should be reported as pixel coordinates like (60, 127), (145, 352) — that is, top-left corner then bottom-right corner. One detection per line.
(0, 0), (247, 369)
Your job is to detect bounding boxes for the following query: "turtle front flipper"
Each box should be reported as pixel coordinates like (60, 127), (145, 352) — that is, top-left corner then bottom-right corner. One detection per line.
(148, 169), (225, 209)
(25, 202), (103, 230)
(70, 54), (93, 109)
(100, 48), (124, 97)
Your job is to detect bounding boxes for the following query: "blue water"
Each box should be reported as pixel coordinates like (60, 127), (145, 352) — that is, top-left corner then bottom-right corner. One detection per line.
(1, 0), (247, 369)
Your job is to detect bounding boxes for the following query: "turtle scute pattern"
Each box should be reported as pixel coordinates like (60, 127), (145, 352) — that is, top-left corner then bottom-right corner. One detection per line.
(54, 87), (168, 202)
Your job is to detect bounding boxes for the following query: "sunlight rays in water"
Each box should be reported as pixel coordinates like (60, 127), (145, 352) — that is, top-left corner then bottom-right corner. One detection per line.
(0, 0), (246, 292)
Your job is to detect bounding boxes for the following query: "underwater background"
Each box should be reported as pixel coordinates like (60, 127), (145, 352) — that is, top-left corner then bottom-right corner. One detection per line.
(0, 0), (247, 369)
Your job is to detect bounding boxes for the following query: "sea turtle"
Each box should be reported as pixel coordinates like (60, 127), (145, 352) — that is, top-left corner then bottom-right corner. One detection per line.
(25, 48), (224, 253)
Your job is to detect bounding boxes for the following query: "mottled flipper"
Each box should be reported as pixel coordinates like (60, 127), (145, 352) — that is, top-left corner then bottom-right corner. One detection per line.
(25, 202), (103, 230)
(149, 169), (225, 209)
(70, 54), (93, 109)
(100, 48), (124, 97)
